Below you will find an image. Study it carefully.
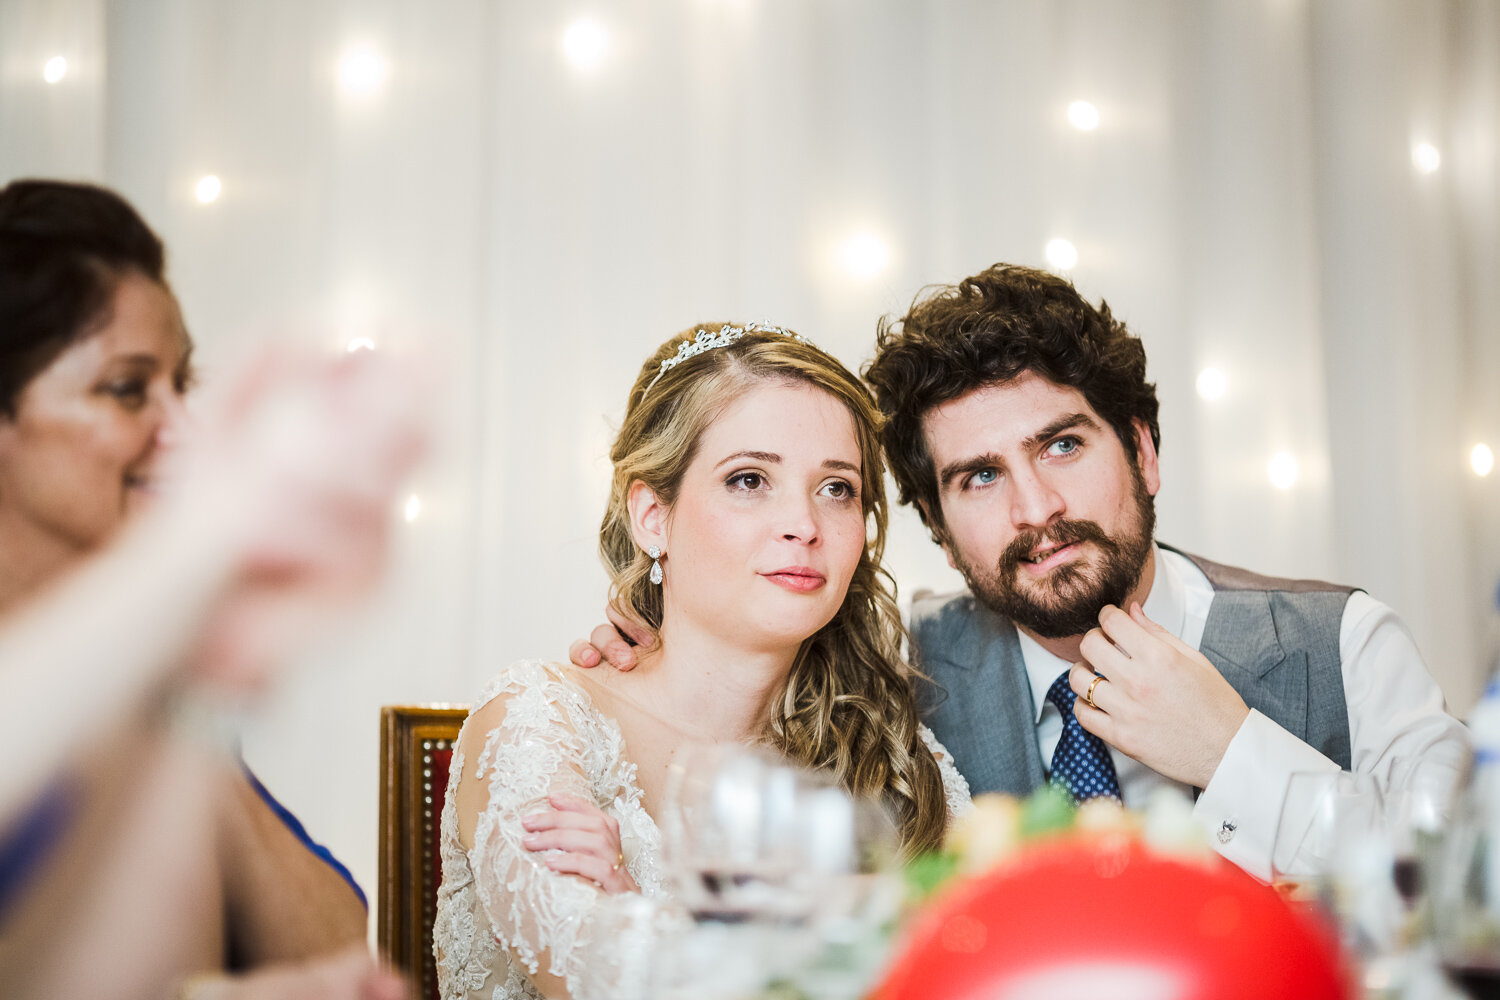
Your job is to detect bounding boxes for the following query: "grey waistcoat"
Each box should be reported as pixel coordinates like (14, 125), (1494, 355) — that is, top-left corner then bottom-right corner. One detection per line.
(908, 546), (1356, 797)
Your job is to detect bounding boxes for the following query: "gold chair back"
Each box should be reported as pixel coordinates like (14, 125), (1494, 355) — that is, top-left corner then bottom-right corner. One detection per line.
(378, 704), (469, 1000)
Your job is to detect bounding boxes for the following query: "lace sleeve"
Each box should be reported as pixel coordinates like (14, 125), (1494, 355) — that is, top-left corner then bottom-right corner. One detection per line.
(918, 724), (973, 820)
(453, 661), (636, 1000)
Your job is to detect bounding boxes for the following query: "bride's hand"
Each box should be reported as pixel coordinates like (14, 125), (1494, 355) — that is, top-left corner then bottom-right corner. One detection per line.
(521, 793), (639, 894)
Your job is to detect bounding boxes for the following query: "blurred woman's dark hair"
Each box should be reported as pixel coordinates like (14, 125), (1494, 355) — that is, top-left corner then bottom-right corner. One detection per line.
(0, 179), (168, 416)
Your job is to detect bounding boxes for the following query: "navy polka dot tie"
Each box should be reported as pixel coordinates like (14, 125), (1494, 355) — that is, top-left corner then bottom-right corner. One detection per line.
(1046, 670), (1122, 804)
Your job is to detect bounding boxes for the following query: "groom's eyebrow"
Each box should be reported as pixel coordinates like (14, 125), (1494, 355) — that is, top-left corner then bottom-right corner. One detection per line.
(1020, 412), (1099, 451)
(937, 453), (1003, 492)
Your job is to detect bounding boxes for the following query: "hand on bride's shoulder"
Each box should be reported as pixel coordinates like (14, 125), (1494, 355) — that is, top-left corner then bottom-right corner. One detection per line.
(568, 605), (656, 672)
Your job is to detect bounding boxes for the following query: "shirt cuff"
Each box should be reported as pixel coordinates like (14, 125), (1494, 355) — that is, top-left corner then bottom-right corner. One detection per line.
(1191, 709), (1340, 882)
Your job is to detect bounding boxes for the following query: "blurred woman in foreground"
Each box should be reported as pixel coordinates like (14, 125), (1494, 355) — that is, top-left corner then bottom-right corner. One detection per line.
(0, 178), (424, 1000)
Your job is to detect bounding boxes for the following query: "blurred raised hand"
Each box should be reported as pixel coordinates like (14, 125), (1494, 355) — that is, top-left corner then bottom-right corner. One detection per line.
(171, 346), (430, 692)
(0, 344), (429, 834)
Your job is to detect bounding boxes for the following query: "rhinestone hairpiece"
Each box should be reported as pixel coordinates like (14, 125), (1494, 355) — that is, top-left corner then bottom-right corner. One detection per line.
(642, 322), (809, 397)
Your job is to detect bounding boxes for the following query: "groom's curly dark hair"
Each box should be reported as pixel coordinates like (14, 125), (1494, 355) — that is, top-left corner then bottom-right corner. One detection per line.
(862, 263), (1160, 544)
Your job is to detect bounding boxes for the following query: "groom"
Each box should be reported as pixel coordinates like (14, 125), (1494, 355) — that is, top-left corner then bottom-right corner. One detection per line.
(860, 262), (1467, 878)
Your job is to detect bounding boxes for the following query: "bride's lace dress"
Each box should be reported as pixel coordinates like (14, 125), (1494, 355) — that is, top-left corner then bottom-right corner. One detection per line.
(433, 660), (971, 1000)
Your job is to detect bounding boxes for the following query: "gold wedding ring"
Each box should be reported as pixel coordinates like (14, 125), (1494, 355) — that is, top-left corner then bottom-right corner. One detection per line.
(1085, 674), (1106, 711)
(612, 851), (624, 874)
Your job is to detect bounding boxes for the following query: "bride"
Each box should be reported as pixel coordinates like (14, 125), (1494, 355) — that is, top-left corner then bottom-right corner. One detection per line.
(434, 322), (970, 1000)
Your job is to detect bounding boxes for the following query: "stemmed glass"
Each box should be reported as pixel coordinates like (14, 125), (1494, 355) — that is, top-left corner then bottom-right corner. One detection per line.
(1386, 763), (1459, 919)
(653, 744), (902, 1000)
(1432, 768), (1500, 998)
(1271, 771), (1398, 960)
(1273, 768), (1474, 998)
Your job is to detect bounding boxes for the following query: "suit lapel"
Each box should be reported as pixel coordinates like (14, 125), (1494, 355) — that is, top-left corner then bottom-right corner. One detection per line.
(921, 600), (1046, 797)
(1199, 590), (1309, 743)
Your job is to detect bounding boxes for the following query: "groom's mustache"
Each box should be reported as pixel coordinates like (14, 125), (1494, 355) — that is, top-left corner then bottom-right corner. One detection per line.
(999, 518), (1115, 575)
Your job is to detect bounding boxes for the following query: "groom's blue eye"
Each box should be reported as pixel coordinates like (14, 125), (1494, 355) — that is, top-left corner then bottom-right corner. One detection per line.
(1046, 436), (1081, 457)
(966, 468), (998, 489)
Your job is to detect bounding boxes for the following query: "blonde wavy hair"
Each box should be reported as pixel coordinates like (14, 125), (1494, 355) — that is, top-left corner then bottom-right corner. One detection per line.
(599, 323), (948, 855)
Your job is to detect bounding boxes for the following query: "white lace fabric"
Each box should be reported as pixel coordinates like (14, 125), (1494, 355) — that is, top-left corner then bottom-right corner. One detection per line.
(433, 659), (971, 1000)
(923, 725), (974, 821)
(434, 660), (666, 1000)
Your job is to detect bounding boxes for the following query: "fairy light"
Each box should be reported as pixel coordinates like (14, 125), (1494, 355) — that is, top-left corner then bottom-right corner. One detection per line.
(562, 17), (608, 73)
(1196, 367), (1227, 401)
(1267, 452), (1299, 490)
(194, 175), (222, 204)
(338, 45), (389, 97)
(43, 56), (68, 84)
(837, 231), (892, 281)
(1472, 443), (1495, 478)
(1067, 100), (1100, 131)
(1045, 238), (1078, 272)
(1412, 142), (1441, 174)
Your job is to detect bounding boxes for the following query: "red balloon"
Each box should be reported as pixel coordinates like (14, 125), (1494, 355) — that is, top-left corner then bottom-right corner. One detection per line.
(877, 836), (1352, 1000)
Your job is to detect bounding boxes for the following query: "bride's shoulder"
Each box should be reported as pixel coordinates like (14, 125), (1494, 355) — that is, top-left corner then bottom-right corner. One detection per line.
(459, 661), (625, 766)
(473, 659), (592, 709)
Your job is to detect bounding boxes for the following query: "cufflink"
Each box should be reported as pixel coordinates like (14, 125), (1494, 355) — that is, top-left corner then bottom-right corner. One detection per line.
(1217, 820), (1237, 844)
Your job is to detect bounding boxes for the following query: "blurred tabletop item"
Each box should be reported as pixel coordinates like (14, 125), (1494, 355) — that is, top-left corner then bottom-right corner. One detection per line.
(877, 789), (1352, 1000)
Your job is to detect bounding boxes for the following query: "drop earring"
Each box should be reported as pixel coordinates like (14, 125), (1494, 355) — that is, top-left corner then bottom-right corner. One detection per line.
(648, 545), (663, 585)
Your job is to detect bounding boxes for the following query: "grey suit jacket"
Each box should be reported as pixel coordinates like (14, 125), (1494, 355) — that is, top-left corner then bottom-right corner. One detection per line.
(908, 546), (1355, 797)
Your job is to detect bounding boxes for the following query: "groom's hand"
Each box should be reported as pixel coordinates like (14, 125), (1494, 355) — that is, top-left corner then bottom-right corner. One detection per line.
(1069, 602), (1250, 789)
(567, 605), (656, 672)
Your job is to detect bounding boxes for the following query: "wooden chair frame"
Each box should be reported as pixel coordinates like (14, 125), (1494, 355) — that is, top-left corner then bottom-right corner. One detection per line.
(378, 704), (469, 1000)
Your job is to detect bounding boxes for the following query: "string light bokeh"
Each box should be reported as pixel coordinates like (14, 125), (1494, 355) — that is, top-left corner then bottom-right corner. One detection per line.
(2, 0), (1495, 918)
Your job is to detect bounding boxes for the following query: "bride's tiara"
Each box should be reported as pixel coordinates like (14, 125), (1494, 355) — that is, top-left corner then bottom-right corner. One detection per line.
(642, 322), (810, 397)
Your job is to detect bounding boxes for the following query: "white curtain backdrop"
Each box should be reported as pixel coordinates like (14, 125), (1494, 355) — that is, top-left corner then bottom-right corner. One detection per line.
(3, 0), (1497, 918)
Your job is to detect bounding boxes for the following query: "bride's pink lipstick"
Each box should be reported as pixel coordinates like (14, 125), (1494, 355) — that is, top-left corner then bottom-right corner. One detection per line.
(761, 566), (826, 592)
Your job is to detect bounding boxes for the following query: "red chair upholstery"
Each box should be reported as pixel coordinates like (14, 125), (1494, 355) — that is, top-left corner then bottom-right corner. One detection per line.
(378, 704), (469, 1000)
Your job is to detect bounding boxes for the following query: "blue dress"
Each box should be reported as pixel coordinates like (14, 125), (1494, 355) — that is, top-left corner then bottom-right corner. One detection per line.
(0, 762), (364, 923)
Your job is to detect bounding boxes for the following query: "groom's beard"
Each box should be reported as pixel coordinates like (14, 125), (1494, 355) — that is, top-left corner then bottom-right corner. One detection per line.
(952, 467), (1156, 640)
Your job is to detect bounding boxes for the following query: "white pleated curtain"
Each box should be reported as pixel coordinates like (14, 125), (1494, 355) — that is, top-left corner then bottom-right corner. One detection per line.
(2, 0), (1496, 913)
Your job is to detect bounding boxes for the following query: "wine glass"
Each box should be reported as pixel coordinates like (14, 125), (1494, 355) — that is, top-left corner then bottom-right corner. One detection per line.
(1385, 762), (1461, 919)
(1272, 771), (1383, 882)
(653, 743), (902, 1000)
(1432, 765), (1500, 999)
(1271, 770), (1397, 960)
